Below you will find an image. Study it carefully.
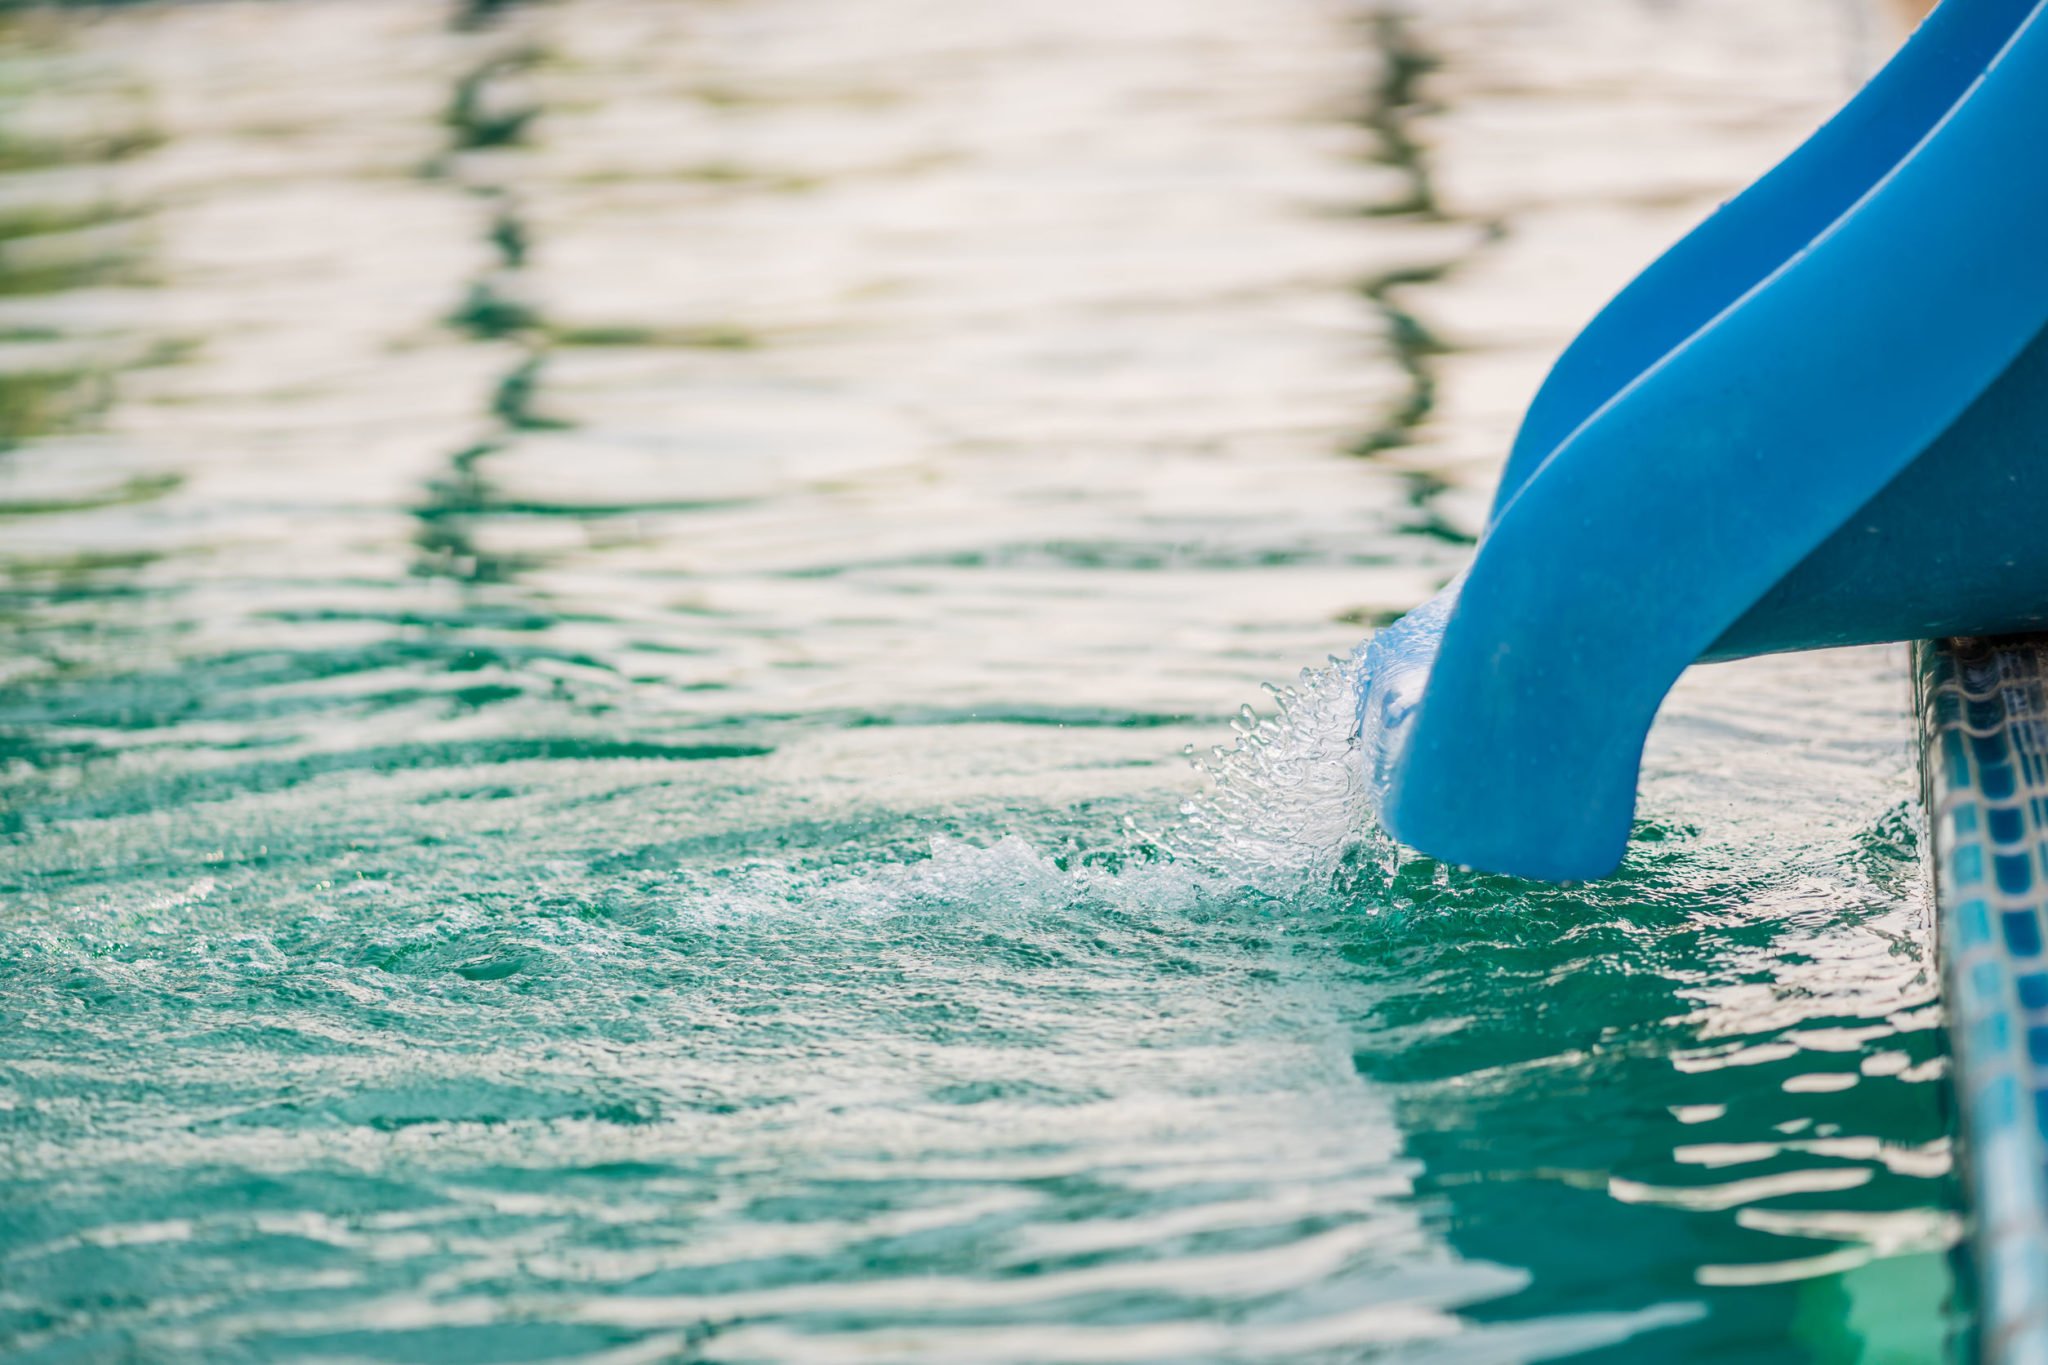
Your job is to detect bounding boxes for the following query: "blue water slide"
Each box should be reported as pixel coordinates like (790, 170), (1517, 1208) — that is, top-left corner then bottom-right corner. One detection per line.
(1372, 0), (2048, 882)
(1493, 0), (2041, 514)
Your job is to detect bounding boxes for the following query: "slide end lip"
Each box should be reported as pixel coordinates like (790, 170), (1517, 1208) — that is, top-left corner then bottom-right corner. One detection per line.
(1379, 782), (1633, 885)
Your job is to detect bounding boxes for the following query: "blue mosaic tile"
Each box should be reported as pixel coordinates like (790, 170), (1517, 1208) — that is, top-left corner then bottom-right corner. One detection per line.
(1919, 639), (2048, 1365)
(2021, 973), (2048, 1010)
(1964, 899), (1995, 948)
(2007, 909), (2045, 957)
(1977, 958), (2009, 1004)
(1960, 843), (1988, 888)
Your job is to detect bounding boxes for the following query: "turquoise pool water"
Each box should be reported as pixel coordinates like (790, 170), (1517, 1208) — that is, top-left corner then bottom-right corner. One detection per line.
(0, 0), (1963, 1360)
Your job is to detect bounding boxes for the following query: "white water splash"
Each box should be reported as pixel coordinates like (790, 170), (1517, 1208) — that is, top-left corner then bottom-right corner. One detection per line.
(1152, 650), (1380, 895)
(1154, 583), (1459, 896)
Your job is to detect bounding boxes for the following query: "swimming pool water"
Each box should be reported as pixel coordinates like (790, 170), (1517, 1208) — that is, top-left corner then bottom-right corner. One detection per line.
(0, 0), (1964, 1359)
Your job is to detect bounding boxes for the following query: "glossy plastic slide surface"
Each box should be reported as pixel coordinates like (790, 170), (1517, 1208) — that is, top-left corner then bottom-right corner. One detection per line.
(1370, 0), (2048, 882)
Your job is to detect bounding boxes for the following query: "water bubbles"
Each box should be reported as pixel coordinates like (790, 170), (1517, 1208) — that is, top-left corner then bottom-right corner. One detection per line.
(1158, 641), (1378, 894)
(1154, 584), (1459, 897)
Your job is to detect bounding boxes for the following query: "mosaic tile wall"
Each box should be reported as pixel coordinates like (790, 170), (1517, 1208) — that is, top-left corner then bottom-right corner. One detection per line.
(1919, 637), (2048, 1363)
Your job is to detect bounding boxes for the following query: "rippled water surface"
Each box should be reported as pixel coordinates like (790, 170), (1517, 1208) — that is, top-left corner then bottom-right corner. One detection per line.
(0, 1), (1962, 1360)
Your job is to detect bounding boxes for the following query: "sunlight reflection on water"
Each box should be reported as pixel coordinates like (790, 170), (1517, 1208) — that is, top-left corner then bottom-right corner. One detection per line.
(0, 1), (1961, 1360)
